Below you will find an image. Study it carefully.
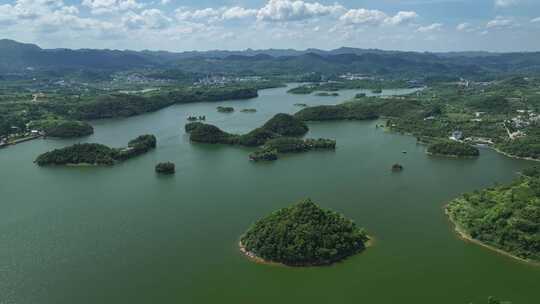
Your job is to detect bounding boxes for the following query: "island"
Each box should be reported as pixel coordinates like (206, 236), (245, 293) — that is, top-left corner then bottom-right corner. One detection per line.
(240, 198), (370, 266)
(392, 163), (403, 171)
(217, 106), (234, 113)
(315, 92), (339, 97)
(35, 134), (157, 166)
(249, 137), (336, 161)
(445, 167), (540, 263)
(240, 108), (257, 113)
(155, 162), (175, 174)
(185, 113), (309, 147)
(249, 149), (278, 162)
(427, 140), (480, 157)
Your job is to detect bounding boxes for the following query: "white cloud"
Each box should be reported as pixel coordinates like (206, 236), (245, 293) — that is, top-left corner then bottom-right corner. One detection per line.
(456, 22), (478, 33)
(385, 11), (418, 26)
(416, 23), (443, 33)
(123, 9), (171, 30)
(486, 16), (515, 29)
(82, 0), (143, 15)
(495, 0), (519, 8)
(257, 0), (344, 22)
(340, 9), (417, 26)
(339, 9), (387, 26)
(222, 7), (258, 20)
(161, 0), (170, 4)
(532, 17), (540, 23)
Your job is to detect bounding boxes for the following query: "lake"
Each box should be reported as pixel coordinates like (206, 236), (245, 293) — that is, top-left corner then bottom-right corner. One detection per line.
(0, 85), (538, 304)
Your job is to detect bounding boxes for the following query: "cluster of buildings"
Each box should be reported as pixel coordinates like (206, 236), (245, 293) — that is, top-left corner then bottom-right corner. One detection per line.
(193, 75), (264, 86)
(112, 73), (172, 85)
(508, 109), (540, 128)
(338, 73), (372, 81)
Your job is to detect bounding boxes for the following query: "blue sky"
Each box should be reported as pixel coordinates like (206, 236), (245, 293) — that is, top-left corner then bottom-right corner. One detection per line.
(0, 0), (539, 52)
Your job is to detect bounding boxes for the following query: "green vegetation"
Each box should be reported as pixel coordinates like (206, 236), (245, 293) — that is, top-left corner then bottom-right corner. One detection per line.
(248, 137), (336, 162)
(187, 123), (238, 144)
(446, 171), (540, 262)
(261, 113), (309, 136)
(217, 106), (234, 113)
(155, 162), (175, 174)
(249, 149), (278, 162)
(240, 198), (369, 266)
(35, 143), (117, 166)
(427, 140), (480, 157)
(184, 122), (204, 133)
(287, 79), (406, 95)
(35, 134), (156, 166)
(315, 92), (339, 97)
(185, 114), (333, 162)
(72, 87), (257, 120)
(263, 137), (310, 153)
(240, 108), (257, 113)
(186, 113), (308, 147)
(43, 120), (94, 138)
(294, 102), (378, 121)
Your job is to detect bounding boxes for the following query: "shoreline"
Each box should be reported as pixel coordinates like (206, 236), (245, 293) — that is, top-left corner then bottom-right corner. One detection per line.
(238, 237), (374, 267)
(444, 207), (539, 266)
(426, 151), (478, 159)
(490, 146), (540, 163)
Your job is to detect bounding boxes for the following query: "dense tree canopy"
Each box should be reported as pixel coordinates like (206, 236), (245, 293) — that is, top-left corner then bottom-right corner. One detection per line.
(35, 134), (157, 166)
(261, 113), (309, 136)
(35, 143), (116, 166)
(427, 140), (480, 157)
(155, 162), (175, 174)
(446, 173), (540, 262)
(240, 198), (369, 266)
(43, 120), (94, 138)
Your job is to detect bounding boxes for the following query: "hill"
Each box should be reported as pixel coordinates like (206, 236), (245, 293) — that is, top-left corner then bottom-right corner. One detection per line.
(240, 198), (369, 266)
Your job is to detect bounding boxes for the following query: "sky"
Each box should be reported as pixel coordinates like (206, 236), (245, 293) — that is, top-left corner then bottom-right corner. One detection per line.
(0, 0), (539, 52)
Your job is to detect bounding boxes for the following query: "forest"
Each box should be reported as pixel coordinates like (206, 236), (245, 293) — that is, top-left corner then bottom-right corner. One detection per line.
(446, 167), (540, 262)
(35, 134), (157, 166)
(427, 140), (480, 157)
(240, 198), (369, 266)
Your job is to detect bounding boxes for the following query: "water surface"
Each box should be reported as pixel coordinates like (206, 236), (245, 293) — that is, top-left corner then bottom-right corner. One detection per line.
(0, 86), (538, 304)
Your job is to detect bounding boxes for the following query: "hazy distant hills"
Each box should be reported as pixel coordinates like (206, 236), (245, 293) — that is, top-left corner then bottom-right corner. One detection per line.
(1, 39), (540, 77)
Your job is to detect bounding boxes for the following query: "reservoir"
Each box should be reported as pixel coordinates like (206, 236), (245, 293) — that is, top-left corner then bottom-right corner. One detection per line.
(0, 85), (538, 304)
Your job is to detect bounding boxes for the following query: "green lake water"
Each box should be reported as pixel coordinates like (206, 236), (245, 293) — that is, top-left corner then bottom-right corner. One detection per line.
(0, 85), (538, 303)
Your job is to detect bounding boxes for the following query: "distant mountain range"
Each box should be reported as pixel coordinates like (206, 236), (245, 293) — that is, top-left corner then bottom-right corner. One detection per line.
(2, 39), (540, 77)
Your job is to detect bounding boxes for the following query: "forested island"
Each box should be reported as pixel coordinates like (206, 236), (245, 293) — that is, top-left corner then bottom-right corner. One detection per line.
(217, 106), (234, 113)
(315, 92), (339, 97)
(185, 113), (308, 146)
(446, 166), (540, 263)
(240, 199), (369, 266)
(249, 137), (336, 161)
(427, 140), (480, 157)
(185, 113), (335, 161)
(155, 162), (175, 174)
(35, 134), (156, 166)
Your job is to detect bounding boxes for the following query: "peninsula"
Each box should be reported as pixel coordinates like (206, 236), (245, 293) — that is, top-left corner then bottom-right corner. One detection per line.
(446, 167), (540, 263)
